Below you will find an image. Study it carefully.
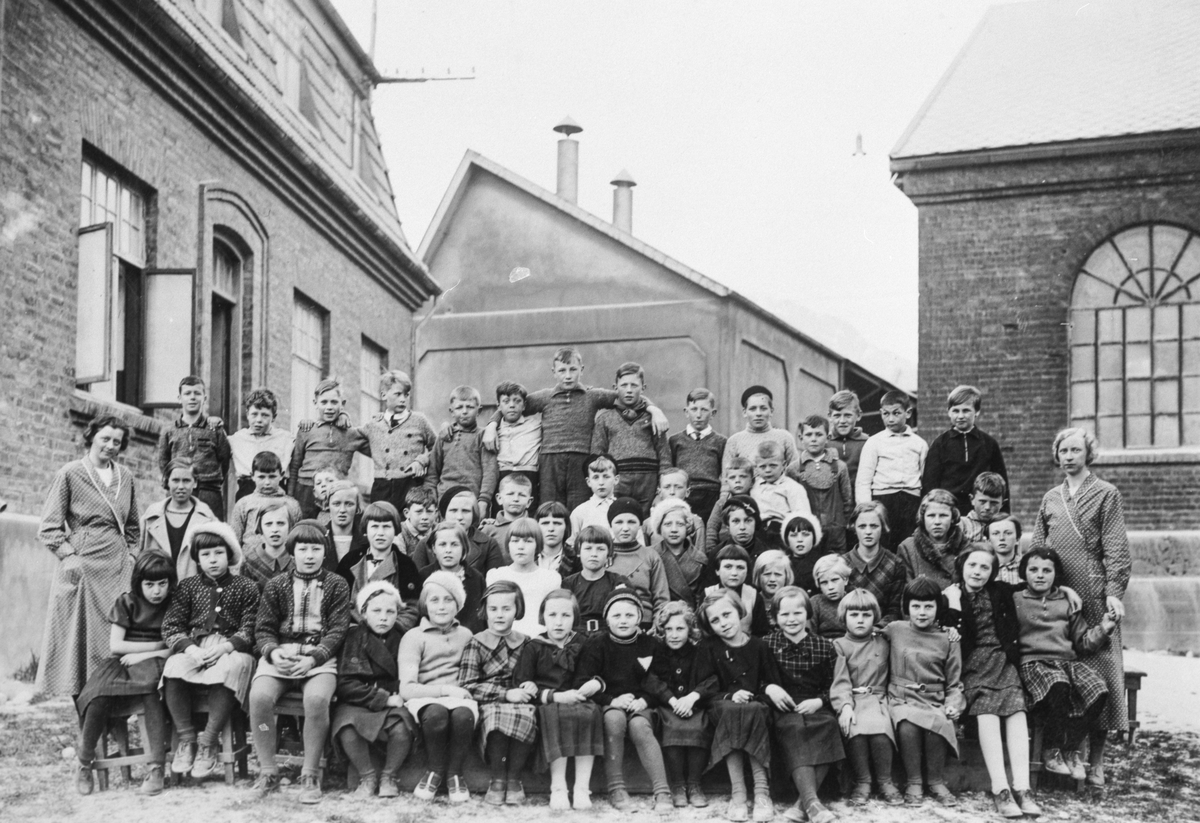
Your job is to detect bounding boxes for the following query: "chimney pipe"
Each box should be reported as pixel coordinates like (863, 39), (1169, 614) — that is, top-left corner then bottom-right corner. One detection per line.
(610, 169), (636, 234)
(553, 117), (583, 204)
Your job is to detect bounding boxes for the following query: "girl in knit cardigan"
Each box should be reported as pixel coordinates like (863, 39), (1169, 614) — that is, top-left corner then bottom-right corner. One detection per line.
(249, 520), (351, 803)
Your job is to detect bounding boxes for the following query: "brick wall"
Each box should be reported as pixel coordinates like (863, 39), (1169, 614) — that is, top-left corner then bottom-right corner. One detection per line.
(0, 0), (418, 516)
(901, 145), (1200, 529)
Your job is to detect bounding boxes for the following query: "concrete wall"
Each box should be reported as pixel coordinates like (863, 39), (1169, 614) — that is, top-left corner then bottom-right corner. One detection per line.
(419, 166), (846, 434)
(0, 0), (418, 516)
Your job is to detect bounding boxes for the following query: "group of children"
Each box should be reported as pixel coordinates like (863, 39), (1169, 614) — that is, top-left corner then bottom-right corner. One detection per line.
(72, 349), (1122, 820)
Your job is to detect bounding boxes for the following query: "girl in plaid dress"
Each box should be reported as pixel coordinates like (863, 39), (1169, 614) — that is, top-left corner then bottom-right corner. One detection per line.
(458, 580), (537, 806)
(763, 586), (845, 823)
(1013, 548), (1116, 784)
(512, 589), (604, 811)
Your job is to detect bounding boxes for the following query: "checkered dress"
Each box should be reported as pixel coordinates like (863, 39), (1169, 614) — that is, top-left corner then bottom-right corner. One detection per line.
(459, 629), (537, 749)
(37, 459), (140, 697)
(843, 548), (906, 622)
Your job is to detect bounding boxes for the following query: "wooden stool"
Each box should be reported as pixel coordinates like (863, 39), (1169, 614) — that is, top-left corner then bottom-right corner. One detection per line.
(271, 694), (326, 780)
(168, 687), (250, 785)
(94, 705), (155, 791)
(1124, 668), (1146, 745)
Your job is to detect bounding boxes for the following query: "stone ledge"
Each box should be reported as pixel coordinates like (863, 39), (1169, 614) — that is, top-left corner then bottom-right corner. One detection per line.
(69, 390), (164, 446)
(1094, 449), (1200, 465)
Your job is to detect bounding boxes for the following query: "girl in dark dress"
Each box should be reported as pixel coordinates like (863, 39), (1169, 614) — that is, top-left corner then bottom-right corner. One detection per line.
(75, 551), (177, 796)
(698, 590), (781, 823)
(332, 581), (413, 799)
(512, 589), (604, 810)
(763, 586), (845, 823)
(645, 601), (717, 809)
(573, 588), (672, 813)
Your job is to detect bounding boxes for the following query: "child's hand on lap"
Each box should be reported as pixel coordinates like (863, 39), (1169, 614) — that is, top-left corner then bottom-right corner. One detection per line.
(730, 689), (754, 705)
(838, 705), (856, 736)
(626, 697), (648, 713)
(795, 698), (823, 715)
(442, 685), (471, 700)
(386, 694), (404, 708)
(764, 684), (794, 712)
(610, 693), (634, 710)
(554, 689), (585, 704)
(290, 655), (316, 677)
(505, 688), (532, 704)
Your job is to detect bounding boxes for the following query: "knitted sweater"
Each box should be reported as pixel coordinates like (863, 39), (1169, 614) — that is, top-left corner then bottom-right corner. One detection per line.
(161, 571), (259, 653)
(504, 384), (621, 454)
(427, 423), (500, 503)
(288, 420), (368, 487)
(1012, 588), (1112, 662)
(572, 631), (661, 706)
(591, 406), (669, 474)
(668, 429), (726, 488)
(255, 568), (351, 666)
(828, 428), (869, 487)
(360, 410), (437, 479)
(920, 427), (1009, 514)
(398, 618), (473, 688)
(723, 428), (798, 471)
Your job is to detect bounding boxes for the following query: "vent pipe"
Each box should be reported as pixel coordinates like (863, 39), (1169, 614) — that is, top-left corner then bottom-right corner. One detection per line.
(553, 117), (582, 204)
(610, 169), (636, 234)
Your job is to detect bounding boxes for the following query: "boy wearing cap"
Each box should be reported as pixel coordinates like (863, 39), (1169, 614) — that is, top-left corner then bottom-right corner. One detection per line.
(606, 498), (668, 627)
(722, 386), (798, 477)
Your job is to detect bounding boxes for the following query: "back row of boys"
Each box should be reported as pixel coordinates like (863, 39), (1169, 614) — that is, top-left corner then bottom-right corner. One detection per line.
(159, 346), (1008, 551)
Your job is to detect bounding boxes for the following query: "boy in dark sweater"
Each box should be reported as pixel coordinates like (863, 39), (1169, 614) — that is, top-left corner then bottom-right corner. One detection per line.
(561, 525), (632, 635)
(482, 347), (668, 511)
(158, 375), (231, 518)
(827, 390), (869, 490)
(592, 362), (670, 516)
(920, 384), (1008, 516)
(667, 388), (726, 523)
(427, 385), (499, 521)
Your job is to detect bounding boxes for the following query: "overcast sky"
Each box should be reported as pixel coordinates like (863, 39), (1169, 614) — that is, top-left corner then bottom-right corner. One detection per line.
(331, 0), (1020, 388)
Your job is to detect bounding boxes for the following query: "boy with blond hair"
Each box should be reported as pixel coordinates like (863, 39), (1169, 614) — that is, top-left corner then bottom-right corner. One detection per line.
(289, 378), (367, 519)
(227, 388), (293, 502)
(591, 362), (671, 515)
(789, 414), (853, 555)
(827, 390), (870, 489)
(359, 370), (436, 516)
(427, 385), (498, 520)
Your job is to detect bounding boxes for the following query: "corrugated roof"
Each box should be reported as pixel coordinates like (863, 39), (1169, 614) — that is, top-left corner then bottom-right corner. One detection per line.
(892, 0), (1200, 160)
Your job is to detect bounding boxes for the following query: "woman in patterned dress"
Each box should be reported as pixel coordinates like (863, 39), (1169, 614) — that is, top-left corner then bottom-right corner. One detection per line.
(1030, 427), (1131, 788)
(37, 415), (141, 697)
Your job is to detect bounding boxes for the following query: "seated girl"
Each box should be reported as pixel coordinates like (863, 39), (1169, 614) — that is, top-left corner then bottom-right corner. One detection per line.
(249, 520), (351, 804)
(782, 511), (826, 595)
(763, 586), (844, 823)
(644, 601), (717, 810)
(885, 576), (966, 807)
(333, 581), (413, 799)
(336, 501), (421, 629)
(704, 545), (770, 636)
(561, 525), (632, 635)
(573, 588), (672, 813)
(830, 588), (901, 806)
(809, 554), (852, 639)
(648, 497), (707, 607)
(75, 551), (177, 796)
(240, 501), (294, 589)
(751, 549), (793, 629)
(459, 580), (536, 805)
(513, 589), (603, 810)
(398, 571), (478, 803)
(160, 523), (259, 783)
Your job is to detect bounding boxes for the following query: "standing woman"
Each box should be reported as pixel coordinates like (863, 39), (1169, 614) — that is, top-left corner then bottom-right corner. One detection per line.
(1030, 427), (1131, 789)
(38, 415), (141, 697)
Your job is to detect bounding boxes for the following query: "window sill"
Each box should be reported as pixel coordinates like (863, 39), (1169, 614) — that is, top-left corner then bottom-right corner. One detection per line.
(1093, 448), (1200, 466)
(70, 390), (164, 445)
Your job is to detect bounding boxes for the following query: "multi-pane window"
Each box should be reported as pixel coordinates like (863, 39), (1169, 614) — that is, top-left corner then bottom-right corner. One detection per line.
(1070, 223), (1200, 449)
(291, 292), (328, 426)
(360, 337), (387, 423)
(77, 158), (148, 405)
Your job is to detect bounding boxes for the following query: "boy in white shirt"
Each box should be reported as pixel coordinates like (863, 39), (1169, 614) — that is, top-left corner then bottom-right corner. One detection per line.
(855, 390), (928, 549)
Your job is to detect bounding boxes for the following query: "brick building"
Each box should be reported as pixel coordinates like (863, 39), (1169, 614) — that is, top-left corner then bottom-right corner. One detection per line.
(416, 126), (904, 437)
(891, 0), (1200, 532)
(0, 0), (438, 515)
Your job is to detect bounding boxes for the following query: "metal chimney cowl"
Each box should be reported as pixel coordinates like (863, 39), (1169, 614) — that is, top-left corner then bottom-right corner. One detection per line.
(553, 117), (582, 204)
(610, 168), (636, 234)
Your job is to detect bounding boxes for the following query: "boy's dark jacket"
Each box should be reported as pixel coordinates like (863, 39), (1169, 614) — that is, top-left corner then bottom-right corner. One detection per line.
(335, 623), (403, 711)
(158, 415), (231, 486)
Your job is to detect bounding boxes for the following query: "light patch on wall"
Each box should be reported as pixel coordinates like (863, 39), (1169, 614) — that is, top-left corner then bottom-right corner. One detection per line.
(508, 266), (531, 283)
(0, 192), (42, 247)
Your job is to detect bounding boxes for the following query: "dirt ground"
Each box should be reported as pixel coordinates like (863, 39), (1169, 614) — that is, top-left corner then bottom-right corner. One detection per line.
(1, 692), (1197, 823)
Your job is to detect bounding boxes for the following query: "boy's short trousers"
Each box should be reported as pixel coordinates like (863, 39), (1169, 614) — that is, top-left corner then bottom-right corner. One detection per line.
(294, 482), (319, 520)
(196, 484), (226, 521)
(686, 485), (722, 524)
(615, 471), (658, 519)
(874, 491), (920, 550)
(370, 476), (418, 517)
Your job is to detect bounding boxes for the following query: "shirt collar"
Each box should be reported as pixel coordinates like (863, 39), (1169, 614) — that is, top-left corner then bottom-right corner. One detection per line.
(850, 548), (883, 573)
(200, 570), (234, 587)
(474, 629), (527, 651)
(418, 617), (462, 633)
(175, 415), (209, 429)
(685, 424), (713, 439)
(884, 427), (913, 437)
(552, 382), (586, 395)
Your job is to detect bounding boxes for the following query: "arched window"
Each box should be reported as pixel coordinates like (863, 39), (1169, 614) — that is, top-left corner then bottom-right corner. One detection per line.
(1070, 224), (1200, 449)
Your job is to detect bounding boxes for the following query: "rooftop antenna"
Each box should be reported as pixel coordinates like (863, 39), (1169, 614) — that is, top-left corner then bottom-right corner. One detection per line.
(852, 133), (866, 156)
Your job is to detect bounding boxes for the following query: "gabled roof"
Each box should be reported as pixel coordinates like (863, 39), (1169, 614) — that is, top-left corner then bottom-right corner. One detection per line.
(892, 0), (1200, 162)
(419, 151), (905, 389)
